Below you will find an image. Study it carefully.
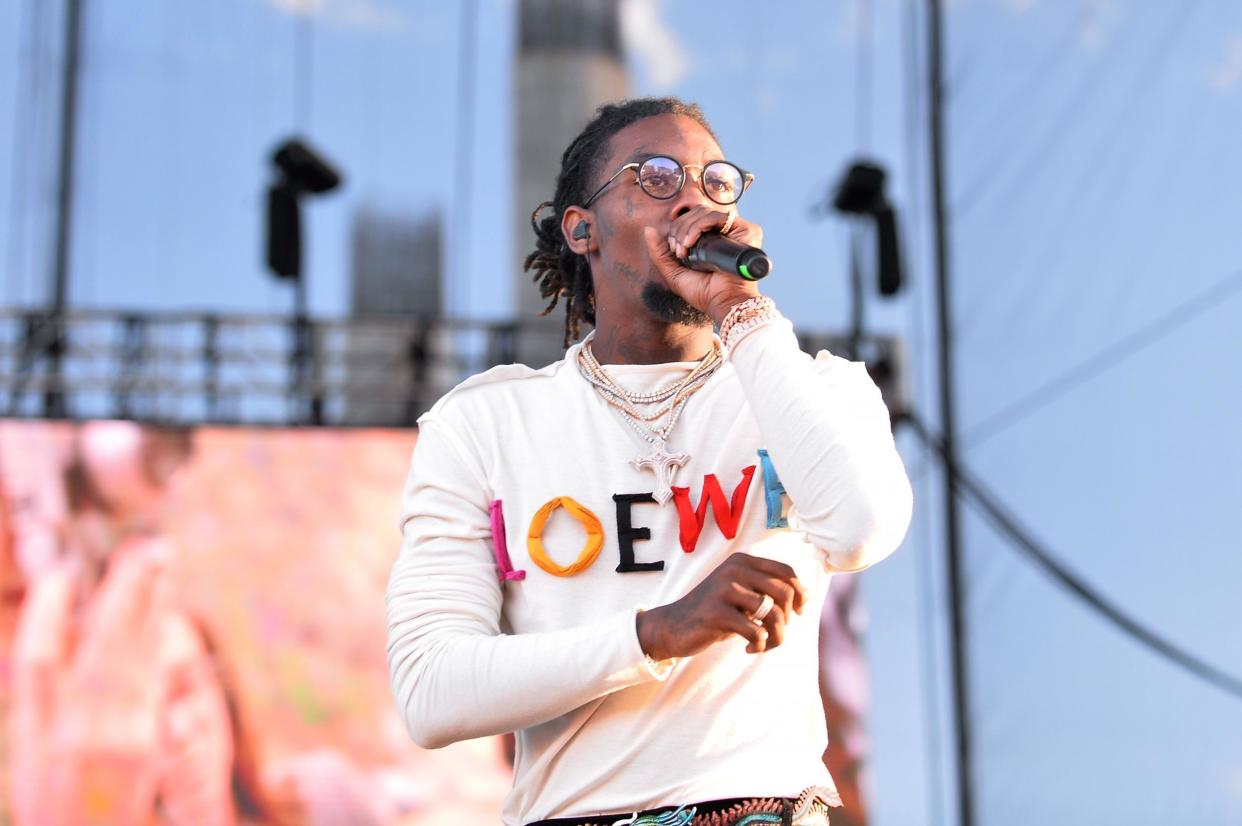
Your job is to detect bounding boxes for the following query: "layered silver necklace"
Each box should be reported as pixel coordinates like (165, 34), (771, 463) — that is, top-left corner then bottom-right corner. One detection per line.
(577, 336), (722, 504)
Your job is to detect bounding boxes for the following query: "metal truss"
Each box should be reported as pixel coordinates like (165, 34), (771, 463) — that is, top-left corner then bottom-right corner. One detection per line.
(0, 308), (904, 428)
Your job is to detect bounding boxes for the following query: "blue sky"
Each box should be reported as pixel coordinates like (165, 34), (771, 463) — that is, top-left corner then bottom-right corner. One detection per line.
(3, 1), (1241, 824)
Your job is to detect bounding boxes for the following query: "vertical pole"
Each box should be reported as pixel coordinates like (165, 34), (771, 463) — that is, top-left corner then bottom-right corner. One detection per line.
(204, 316), (220, 423)
(47, 0), (85, 417)
(452, 0), (477, 318)
(292, 272), (322, 425)
(928, 2), (975, 825)
(847, 229), (865, 361)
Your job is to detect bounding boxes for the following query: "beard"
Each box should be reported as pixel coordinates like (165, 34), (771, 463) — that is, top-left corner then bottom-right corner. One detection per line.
(641, 281), (712, 327)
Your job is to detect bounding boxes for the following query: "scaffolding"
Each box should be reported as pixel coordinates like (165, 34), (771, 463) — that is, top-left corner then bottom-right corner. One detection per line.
(0, 308), (905, 428)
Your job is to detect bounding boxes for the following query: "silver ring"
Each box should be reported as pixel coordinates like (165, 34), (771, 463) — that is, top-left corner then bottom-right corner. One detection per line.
(749, 593), (774, 625)
(721, 212), (737, 234)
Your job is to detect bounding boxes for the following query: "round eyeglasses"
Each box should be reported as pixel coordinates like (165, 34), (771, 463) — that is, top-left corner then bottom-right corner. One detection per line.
(582, 155), (755, 208)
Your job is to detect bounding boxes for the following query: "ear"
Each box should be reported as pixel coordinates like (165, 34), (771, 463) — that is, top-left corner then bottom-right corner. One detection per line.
(561, 205), (595, 256)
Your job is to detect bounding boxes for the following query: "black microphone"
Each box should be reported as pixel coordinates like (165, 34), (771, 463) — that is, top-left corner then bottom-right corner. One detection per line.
(683, 233), (772, 281)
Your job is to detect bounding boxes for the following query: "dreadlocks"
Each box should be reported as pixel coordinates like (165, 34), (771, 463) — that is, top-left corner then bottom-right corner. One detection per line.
(524, 97), (718, 349)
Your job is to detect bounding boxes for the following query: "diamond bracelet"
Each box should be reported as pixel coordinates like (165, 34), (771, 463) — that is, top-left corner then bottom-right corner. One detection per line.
(719, 295), (780, 352)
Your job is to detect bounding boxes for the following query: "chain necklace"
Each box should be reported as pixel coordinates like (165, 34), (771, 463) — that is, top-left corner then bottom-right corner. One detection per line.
(576, 336), (722, 504)
(582, 366), (716, 427)
(578, 345), (700, 403)
(578, 339), (720, 423)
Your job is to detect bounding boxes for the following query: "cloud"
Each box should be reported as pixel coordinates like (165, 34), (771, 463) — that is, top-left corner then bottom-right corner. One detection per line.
(265, 0), (405, 32)
(1209, 34), (1242, 94)
(620, 0), (693, 90)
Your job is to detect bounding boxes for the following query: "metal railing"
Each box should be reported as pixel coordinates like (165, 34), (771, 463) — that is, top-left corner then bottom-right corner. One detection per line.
(0, 308), (903, 427)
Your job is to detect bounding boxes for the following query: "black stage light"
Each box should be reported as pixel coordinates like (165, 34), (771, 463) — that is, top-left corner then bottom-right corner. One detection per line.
(272, 139), (341, 195)
(833, 160), (904, 297)
(266, 183), (301, 279)
(833, 161), (888, 215)
(265, 138), (343, 281)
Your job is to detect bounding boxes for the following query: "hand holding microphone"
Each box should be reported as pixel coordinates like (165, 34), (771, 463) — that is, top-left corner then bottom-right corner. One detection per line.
(642, 205), (771, 325)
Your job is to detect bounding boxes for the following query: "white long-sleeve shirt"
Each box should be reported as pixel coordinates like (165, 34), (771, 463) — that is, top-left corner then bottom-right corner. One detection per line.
(386, 316), (912, 825)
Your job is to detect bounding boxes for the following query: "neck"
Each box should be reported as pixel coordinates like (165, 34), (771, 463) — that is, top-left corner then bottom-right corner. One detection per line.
(589, 314), (715, 365)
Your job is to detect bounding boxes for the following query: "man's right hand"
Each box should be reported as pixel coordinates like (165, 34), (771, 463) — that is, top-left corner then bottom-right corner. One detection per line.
(637, 552), (808, 660)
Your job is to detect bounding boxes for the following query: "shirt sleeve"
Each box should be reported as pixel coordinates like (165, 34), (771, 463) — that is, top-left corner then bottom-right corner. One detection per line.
(385, 417), (673, 751)
(726, 314), (913, 572)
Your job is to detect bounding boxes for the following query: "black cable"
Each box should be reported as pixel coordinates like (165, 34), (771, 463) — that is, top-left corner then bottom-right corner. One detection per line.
(962, 266), (1242, 448)
(901, 412), (1242, 702)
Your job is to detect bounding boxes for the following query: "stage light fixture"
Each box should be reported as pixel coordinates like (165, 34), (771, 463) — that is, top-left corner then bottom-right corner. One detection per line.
(833, 160), (904, 297)
(265, 138), (342, 281)
(272, 139), (342, 195)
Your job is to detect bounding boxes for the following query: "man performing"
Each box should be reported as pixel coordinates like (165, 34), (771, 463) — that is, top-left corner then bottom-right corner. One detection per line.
(387, 98), (912, 826)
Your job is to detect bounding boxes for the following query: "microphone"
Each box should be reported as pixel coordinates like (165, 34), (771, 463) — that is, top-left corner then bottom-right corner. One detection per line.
(683, 233), (772, 281)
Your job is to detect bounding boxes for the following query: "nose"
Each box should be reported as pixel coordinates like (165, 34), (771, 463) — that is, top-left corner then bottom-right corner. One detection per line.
(667, 167), (714, 219)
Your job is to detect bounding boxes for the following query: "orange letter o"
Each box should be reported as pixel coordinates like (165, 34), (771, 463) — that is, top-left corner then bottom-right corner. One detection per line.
(526, 496), (604, 577)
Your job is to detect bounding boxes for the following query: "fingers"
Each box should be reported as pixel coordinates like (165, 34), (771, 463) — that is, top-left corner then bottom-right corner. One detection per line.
(667, 206), (762, 260)
(667, 205), (731, 260)
(723, 552), (810, 654)
(642, 225), (685, 273)
(656, 551), (812, 659)
(642, 226), (714, 302)
(729, 552), (808, 614)
(716, 603), (769, 654)
(736, 571), (798, 623)
(742, 588), (790, 651)
(723, 582), (792, 653)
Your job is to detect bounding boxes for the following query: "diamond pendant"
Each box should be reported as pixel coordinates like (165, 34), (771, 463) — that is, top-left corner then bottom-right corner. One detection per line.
(631, 441), (690, 505)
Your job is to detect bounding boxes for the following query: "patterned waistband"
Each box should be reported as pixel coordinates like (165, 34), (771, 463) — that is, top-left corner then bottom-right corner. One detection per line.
(525, 786), (841, 826)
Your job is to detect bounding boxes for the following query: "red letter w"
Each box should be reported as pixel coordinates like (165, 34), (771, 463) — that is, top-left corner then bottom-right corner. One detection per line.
(670, 465), (757, 553)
